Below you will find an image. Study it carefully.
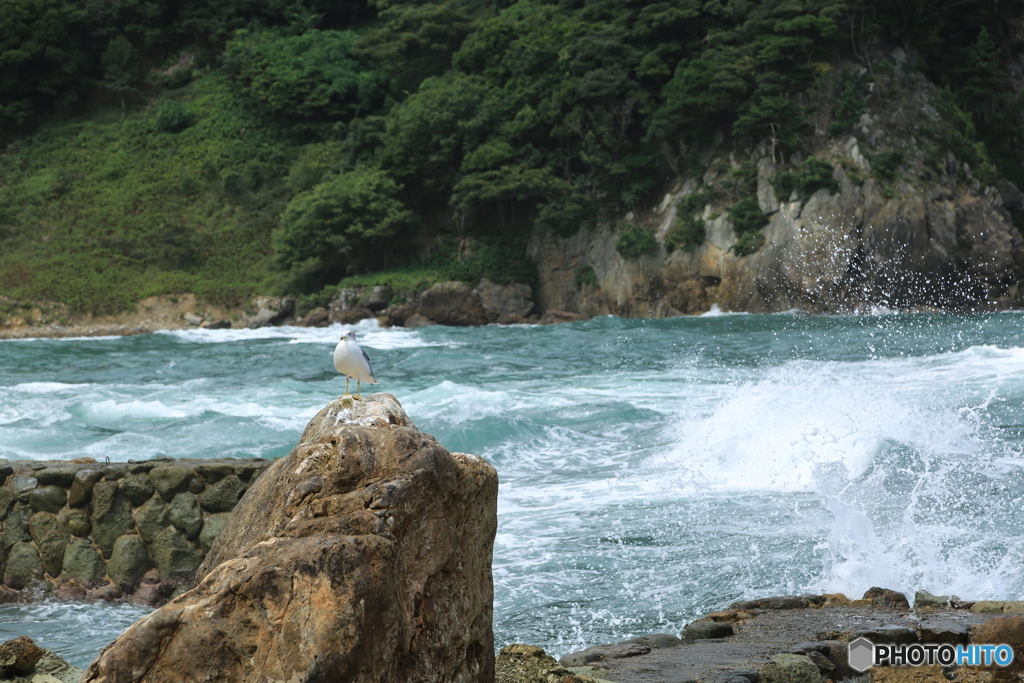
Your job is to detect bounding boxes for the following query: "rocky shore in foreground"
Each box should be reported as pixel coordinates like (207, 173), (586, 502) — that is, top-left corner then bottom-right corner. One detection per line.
(498, 588), (1024, 683)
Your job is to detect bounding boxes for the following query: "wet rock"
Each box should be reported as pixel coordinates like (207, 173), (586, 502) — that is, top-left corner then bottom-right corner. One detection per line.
(30, 646), (85, 683)
(560, 642), (650, 667)
(11, 475), (37, 501)
(478, 279), (533, 319)
(244, 296), (295, 329)
(133, 497), (167, 543)
(56, 579), (87, 600)
(731, 596), (810, 610)
(623, 633), (682, 649)
(35, 467), (78, 488)
(0, 635), (44, 677)
(863, 587), (910, 610)
(187, 476), (205, 494)
(101, 466), (127, 482)
(28, 512), (69, 577)
(149, 527), (202, 583)
(296, 307), (330, 327)
(91, 481), (133, 559)
(684, 620), (735, 642)
(707, 609), (759, 622)
(68, 469), (103, 508)
(198, 512), (231, 552)
(88, 584), (123, 601)
(28, 486), (67, 514)
(417, 281), (489, 326)
(86, 393), (497, 683)
(3, 503), (32, 549)
(918, 621), (968, 644)
(760, 654), (822, 683)
(119, 475), (154, 507)
(167, 492), (202, 540)
(108, 535), (150, 591)
(61, 539), (107, 587)
(4, 542), (43, 589)
(196, 474), (245, 513)
(201, 320), (231, 330)
(538, 309), (584, 324)
(60, 509), (91, 537)
(149, 465), (194, 501)
(0, 488), (14, 520)
(403, 313), (435, 328)
(129, 583), (163, 607)
(852, 625), (916, 644)
(193, 463), (235, 484)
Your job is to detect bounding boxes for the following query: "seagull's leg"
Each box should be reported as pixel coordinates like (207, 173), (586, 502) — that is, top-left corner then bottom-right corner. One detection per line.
(345, 377), (350, 395)
(356, 379), (362, 399)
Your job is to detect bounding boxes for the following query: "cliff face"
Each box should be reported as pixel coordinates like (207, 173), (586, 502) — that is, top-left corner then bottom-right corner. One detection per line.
(530, 65), (1024, 316)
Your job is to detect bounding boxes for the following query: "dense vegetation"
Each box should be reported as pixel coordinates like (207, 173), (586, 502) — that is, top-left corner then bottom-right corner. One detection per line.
(0, 0), (1021, 313)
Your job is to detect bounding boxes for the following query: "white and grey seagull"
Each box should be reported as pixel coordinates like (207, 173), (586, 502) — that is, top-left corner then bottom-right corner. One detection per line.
(334, 330), (378, 398)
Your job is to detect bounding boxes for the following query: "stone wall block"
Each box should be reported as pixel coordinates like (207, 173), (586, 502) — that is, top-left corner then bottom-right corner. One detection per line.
(119, 475), (154, 507)
(28, 512), (70, 577)
(167, 493), (202, 540)
(197, 475), (245, 513)
(29, 486), (67, 514)
(3, 504), (32, 549)
(108, 535), (151, 591)
(68, 470), (104, 508)
(0, 488), (14, 521)
(133, 498), (168, 543)
(150, 527), (203, 583)
(198, 512), (231, 553)
(60, 509), (91, 537)
(91, 482), (134, 559)
(4, 542), (43, 590)
(149, 466), (194, 502)
(12, 475), (37, 502)
(35, 467), (78, 488)
(61, 539), (107, 587)
(195, 463), (235, 484)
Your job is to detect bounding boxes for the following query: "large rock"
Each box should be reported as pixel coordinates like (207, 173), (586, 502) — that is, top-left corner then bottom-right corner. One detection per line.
(166, 493), (201, 540)
(84, 393), (498, 683)
(108, 535), (151, 592)
(4, 542), (43, 590)
(149, 527), (202, 584)
(416, 281), (490, 326)
(2, 503), (31, 548)
(196, 474), (245, 513)
(478, 279), (534, 320)
(28, 512), (70, 577)
(61, 539), (107, 587)
(245, 296), (295, 329)
(133, 497), (167, 543)
(91, 481), (134, 559)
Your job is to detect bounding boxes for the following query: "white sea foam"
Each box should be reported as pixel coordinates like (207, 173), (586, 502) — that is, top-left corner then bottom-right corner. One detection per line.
(160, 318), (445, 350)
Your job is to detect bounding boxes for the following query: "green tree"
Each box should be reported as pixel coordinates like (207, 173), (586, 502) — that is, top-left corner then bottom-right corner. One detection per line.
(102, 34), (143, 108)
(273, 166), (413, 291)
(0, 0), (89, 133)
(225, 29), (389, 125)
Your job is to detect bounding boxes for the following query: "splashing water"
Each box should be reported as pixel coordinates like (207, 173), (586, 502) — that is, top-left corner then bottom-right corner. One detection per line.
(2, 313), (1023, 663)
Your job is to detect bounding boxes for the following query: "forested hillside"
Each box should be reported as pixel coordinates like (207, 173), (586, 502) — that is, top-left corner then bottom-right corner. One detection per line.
(1, 0), (1022, 316)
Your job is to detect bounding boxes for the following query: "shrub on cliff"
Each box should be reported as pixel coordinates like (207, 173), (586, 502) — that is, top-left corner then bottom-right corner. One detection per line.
(665, 215), (706, 253)
(615, 223), (658, 259)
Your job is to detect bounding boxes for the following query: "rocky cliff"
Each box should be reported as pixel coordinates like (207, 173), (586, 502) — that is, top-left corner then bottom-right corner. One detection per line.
(83, 393), (498, 683)
(530, 64), (1024, 317)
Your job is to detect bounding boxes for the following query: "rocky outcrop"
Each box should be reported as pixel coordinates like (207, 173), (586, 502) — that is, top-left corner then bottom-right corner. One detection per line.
(83, 393), (498, 683)
(0, 458), (270, 604)
(0, 636), (83, 683)
(530, 156), (1024, 316)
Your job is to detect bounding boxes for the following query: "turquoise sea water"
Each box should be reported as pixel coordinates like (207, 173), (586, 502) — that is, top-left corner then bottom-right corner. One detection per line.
(2, 312), (1024, 667)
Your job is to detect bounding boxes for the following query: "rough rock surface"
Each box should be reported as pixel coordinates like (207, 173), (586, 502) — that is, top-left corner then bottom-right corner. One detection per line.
(529, 145), (1024, 316)
(417, 282), (491, 326)
(83, 393), (498, 683)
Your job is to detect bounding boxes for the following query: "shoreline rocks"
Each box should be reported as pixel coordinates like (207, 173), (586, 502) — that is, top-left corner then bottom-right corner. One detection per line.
(504, 587), (1024, 683)
(83, 393), (498, 683)
(0, 636), (83, 683)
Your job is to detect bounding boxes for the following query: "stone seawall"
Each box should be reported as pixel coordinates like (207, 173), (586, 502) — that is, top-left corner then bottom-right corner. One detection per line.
(0, 457), (272, 605)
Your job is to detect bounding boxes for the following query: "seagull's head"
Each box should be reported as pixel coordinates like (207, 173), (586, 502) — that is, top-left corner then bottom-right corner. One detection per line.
(340, 330), (357, 341)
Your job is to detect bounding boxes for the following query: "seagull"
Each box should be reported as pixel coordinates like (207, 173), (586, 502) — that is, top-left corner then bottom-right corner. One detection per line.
(334, 330), (378, 398)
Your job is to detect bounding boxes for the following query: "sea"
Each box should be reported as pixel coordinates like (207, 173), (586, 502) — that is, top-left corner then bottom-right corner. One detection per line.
(1, 311), (1023, 668)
